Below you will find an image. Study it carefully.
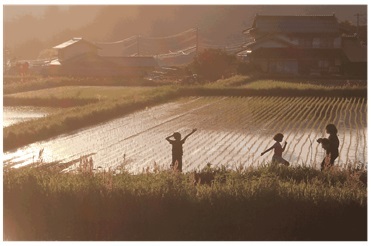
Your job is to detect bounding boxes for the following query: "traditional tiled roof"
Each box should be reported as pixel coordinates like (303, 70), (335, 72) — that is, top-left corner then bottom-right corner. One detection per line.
(251, 47), (345, 59)
(243, 14), (339, 34)
(49, 59), (61, 66)
(53, 38), (100, 50)
(243, 35), (296, 49)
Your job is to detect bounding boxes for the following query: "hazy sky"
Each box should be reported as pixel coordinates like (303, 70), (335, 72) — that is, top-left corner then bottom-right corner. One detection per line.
(3, 5), (99, 26)
(2, 3), (367, 59)
(3, 0), (368, 18)
(3, 6), (68, 20)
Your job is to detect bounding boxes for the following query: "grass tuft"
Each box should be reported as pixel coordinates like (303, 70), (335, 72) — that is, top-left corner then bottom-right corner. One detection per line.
(3, 163), (367, 241)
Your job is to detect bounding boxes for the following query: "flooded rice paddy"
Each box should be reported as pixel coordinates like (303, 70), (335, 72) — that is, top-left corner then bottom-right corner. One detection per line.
(3, 97), (367, 173)
(3, 106), (52, 127)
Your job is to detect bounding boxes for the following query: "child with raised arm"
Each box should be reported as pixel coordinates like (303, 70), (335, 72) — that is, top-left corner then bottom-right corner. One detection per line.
(166, 129), (197, 172)
(261, 133), (289, 166)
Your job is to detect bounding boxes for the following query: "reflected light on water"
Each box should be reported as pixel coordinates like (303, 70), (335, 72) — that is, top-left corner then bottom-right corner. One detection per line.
(3, 97), (368, 173)
(3, 106), (51, 127)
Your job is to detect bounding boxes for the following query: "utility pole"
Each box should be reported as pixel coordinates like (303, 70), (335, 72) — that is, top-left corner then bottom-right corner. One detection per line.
(354, 13), (365, 38)
(136, 35), (140, 56)
(195, 27), (199, 56)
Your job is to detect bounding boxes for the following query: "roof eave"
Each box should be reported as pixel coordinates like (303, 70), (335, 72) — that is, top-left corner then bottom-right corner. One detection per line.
(53, 38), (101, 50)
(242, 27), (256, 35)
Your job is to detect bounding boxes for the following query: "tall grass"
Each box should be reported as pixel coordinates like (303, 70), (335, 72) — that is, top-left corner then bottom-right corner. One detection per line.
(3, 163), (367, 241)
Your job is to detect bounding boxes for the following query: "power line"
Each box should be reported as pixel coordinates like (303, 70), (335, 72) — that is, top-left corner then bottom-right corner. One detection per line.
(95, 36), (137, 45)
(140, 28), (196, 40)
(94, 27), (246, 58)
(354, 13), (366, 37)
(156, 46), (197, 58)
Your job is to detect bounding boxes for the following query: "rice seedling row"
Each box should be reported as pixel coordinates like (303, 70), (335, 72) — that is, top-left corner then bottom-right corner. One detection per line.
(204, 96), (287, 167)
(3, 96), (367, 172)
(338, 98), (353, 164)
(287, 97), (324, 165)
(301, 98), (334, 166)
(305, 97), (338, 167)
(357, 100), (365, 164)
(241, 97), (295, 165)
(353, 98), (361, 164)
(258, 97), (314, 165)
(360, 98), (367, 163)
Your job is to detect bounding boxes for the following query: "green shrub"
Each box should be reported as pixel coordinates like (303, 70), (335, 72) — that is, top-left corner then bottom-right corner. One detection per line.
(189, 49), (237, 82)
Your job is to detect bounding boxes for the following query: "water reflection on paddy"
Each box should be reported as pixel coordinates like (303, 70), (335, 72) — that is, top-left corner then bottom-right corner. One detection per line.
(3, 97), (367, 173)
(3, 106), (52, 127)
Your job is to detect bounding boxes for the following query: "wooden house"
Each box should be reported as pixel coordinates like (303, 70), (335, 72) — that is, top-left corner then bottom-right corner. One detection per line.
(49, 38), (158, 77)
(240, 14), (346, 76)
(53, 38), (100, 62)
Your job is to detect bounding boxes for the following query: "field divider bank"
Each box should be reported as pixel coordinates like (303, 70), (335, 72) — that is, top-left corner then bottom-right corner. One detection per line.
(178, 87), (367, 98)
(3, 87), (180, 152)
(4, 86), (367, 152)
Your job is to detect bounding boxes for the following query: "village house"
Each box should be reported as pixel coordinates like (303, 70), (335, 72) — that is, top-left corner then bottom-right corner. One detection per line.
(239, 14), (350, 76)
(341, 35), (367, 77)
(47, 37), (158, 77)
(54, 38), (100, 62)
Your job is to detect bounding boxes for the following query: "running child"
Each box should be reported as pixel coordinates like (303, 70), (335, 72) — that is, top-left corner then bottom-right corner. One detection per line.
(261, 133), (289, 166)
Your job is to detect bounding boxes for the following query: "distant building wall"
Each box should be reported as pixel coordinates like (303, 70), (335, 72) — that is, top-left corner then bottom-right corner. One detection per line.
(59, 67), (146, 77)
(241, 15), (346, 76)
(343, 62), (367, 78)
(59, 42), (97, 61)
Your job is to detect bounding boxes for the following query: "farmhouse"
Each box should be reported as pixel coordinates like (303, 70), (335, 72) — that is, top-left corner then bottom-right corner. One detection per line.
(341, 35), (367, 77)
(48, 37), (158, 76)
(239, 14), (348, 76)
(54, 37), (101, 62)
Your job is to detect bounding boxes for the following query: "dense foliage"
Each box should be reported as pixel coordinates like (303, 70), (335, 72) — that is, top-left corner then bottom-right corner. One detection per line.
(3, 164), (367, 241)
(189, 49), (237, 81)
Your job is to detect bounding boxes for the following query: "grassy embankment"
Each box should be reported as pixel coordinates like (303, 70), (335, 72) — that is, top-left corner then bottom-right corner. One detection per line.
(197, 75), (367, 97)
(3, 85), (179, 151)
(3, 76), (160, 95)
(3, 162), (367, 241)
(3, 75), (367, 152)
(3, 76), (367, 241)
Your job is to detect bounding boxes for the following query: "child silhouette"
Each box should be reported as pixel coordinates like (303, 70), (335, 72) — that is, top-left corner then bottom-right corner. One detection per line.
(318, 138), (332, 170)
(317, 124), (339, 171)
(166, 129), (197, 172)
(261, 133), (289, 166)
